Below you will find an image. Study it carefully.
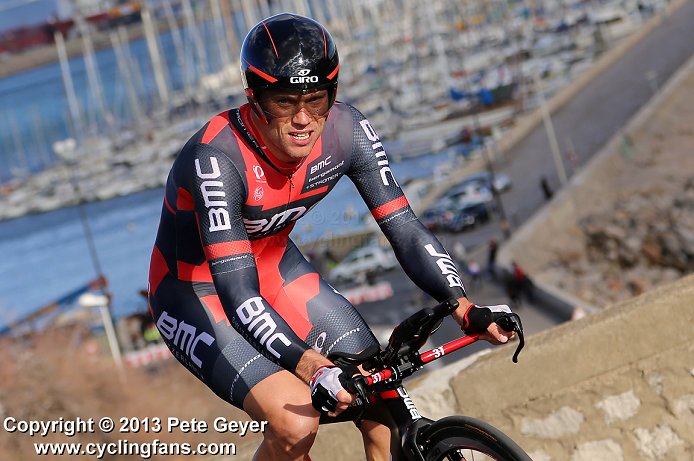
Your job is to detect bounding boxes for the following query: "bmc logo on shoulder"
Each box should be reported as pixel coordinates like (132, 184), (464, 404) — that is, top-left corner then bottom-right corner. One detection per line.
(359, 119), (397, 187)
(195, 156), (231, 233)
(290, 69), (318, 84)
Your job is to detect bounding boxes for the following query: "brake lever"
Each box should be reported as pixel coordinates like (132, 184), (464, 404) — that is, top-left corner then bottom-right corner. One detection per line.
(496, 313), (524, 363)
(348, 374), (369, 405)
(343, 374), (370, 427)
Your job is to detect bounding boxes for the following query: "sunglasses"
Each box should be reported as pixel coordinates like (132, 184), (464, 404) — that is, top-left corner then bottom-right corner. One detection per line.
(258, 90), (331, 119)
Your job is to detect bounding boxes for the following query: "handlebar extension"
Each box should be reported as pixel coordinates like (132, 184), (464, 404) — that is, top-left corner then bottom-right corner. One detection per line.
(382, 299), (459, 365)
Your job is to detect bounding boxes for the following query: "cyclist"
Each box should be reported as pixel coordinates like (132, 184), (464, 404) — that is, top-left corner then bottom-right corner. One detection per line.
(148, 13), (516, 461)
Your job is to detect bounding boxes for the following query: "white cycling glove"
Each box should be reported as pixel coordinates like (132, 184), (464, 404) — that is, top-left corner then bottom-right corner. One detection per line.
(309, 366), (351, 414)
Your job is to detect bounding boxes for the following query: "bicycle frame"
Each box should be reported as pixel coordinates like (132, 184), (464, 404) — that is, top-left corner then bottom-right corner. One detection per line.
(362, 334), (482, 461)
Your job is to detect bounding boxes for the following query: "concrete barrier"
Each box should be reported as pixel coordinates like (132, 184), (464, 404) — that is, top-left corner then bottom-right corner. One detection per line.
(307, 274), (694, 460)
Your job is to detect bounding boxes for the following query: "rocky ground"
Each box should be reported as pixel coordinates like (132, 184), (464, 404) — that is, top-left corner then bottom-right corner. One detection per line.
(0, 328), (259, 460)
(510, 60), (694, 308)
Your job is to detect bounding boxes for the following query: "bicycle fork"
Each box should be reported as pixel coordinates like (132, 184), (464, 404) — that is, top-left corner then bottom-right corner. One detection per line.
(380, 384), (434, 461)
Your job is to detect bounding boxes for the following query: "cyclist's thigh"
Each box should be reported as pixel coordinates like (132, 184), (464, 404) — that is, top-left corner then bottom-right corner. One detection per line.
(271, 240), (379, 356)
(149, 274), (283, 408)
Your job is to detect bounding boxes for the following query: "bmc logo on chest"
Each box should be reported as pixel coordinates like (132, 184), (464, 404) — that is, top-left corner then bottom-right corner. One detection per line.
(243, 206), (308, 236)
(195, 156), (231, 232)
(310, 155), (332, 175)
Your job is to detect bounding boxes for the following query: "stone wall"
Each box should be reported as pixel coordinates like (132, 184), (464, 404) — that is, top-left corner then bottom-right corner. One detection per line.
(448, 274), (694, 461)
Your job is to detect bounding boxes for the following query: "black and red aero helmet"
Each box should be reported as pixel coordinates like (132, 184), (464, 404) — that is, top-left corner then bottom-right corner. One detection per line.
(240, 13), (340, 121)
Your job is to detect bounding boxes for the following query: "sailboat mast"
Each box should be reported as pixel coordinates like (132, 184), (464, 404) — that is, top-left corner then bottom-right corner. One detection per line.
(141, 6), (171, 108)
(54, 31), (83, 143)
(80, 19), (112, 129)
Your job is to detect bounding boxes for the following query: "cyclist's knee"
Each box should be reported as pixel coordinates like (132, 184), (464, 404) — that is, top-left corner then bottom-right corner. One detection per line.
(264, 412), (319, 456)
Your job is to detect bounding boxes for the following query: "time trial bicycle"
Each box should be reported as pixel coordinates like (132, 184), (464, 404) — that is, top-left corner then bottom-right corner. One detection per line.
(320, 298), (532, 461)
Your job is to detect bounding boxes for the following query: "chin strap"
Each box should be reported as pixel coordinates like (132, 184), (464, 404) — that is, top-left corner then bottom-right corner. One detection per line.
(245, 88), (270, 124)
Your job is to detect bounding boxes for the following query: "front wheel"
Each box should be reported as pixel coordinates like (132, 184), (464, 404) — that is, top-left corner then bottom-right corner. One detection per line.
(417, 416), (532, 461)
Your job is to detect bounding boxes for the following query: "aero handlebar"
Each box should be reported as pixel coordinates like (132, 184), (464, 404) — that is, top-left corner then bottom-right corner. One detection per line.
(330, 299), (525, 406)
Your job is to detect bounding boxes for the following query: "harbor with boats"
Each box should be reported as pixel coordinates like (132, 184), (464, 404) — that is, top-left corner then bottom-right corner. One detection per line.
(0, 0), (667, 221)
(0, 0), (678, 329)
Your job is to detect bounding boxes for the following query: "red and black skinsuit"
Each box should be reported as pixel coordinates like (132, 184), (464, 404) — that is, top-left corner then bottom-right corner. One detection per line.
(148, 102), (465, 408)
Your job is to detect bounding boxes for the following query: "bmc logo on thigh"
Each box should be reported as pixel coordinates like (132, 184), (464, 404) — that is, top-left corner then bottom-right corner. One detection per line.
(157, 311), (215, 368)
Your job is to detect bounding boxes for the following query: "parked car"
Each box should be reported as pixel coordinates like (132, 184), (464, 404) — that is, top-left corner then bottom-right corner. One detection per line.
(419, 206), (448, 231)
(445, 172), (512, 201)
(329, 245), (398, 283)
(443, 202), (492, 233)
(442, 180), (494, 206)
(461, 171), (513, 193)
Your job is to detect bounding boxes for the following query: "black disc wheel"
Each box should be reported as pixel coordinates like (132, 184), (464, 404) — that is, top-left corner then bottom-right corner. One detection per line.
(418, 416), (532, 461)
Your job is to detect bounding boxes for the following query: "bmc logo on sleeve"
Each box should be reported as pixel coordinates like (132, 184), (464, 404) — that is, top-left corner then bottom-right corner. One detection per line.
(156, 311), (215, 368)
(195, 156), (232, 232)
(236, 297), (292, 359)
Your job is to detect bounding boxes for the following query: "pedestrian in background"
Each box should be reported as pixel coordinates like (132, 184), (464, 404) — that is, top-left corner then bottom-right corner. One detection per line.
(452, 241), (468, 271)
(540, 176), (553, 200)
(487, 239), (498, 280)
(512, 261), (535, 302)
(504, 272), (522, 310)
(466, 259), (482, 289)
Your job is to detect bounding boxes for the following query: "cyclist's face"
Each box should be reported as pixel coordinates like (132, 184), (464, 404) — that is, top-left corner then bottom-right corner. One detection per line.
(254, 89), (330, 163)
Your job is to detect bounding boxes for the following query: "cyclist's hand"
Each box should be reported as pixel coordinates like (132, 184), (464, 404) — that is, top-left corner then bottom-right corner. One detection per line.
(483, 319), (516, 345)
(309, 365), (359, 416)
(454, 302), (516, 344)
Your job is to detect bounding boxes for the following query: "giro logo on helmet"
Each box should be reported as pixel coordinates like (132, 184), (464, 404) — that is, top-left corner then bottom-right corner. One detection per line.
(297, 69), (311, 76)
(290, 75), (319, 84)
